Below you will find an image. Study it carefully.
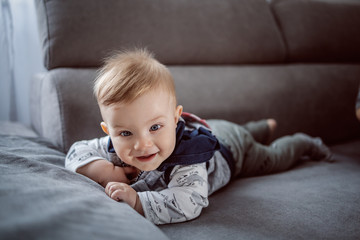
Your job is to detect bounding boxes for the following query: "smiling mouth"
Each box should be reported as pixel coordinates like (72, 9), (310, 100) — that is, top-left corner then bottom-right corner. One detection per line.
(136, 153), (157, 162)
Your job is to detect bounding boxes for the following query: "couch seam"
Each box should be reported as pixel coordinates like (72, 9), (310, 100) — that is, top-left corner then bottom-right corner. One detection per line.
(38, 73), (44, 136)
(53, 73), (66, 153)
(268, 0), (289, 62)
(43, 0), (52, 70)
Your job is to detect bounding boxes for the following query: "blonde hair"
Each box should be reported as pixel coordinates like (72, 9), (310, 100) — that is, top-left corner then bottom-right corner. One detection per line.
(94, 49), (176, 106)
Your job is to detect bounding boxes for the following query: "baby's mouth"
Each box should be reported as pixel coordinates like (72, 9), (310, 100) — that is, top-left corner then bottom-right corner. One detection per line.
(136, 153), (157, 162)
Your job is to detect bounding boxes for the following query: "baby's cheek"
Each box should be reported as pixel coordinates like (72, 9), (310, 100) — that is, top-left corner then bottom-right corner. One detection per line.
(115, 145), (131, 163)
(161, 134), (176, 157)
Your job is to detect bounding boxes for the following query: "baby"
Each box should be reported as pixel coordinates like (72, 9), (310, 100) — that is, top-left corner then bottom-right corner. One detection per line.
(65, 49), (332, 225)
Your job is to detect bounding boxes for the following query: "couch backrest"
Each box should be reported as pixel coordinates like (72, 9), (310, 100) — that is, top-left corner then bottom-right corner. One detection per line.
(272, 0), (360, 62)
(33, 0), (360, 152)
(36, 0), (360, 69)
(36, 0), (286, 69)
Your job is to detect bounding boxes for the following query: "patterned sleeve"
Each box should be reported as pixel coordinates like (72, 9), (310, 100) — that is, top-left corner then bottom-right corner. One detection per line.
(65, 136), (110, 172)
(137, 163), (209, 225)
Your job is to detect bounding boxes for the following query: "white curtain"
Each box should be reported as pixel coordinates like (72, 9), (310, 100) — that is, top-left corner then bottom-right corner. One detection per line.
(0, 0), (45, 126)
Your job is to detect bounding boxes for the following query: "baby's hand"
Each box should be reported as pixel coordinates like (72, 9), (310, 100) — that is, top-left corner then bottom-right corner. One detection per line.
(105, 182), (138, 209)
(105, 182), (144, 215)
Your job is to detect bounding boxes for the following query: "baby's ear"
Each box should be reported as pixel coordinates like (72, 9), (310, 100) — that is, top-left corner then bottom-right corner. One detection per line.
(100, 122), (109, 135)
(175, 105), (183, 124)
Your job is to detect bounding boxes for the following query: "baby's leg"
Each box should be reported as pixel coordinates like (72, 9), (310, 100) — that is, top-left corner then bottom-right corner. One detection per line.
(242, 119), (276, 145)
(207, 119), (274, 176)
(240, 133), (332, 178)
(207, 119), (331, 178)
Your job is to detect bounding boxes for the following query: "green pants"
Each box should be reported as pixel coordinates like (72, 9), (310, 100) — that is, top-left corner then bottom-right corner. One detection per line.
(207, 119), (313, 178)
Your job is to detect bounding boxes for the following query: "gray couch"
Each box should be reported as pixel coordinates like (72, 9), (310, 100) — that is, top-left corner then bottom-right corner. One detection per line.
(26, 0), (360, 239)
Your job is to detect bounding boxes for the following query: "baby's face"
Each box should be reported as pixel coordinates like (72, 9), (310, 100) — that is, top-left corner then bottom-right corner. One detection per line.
(100, 89), (182, 171)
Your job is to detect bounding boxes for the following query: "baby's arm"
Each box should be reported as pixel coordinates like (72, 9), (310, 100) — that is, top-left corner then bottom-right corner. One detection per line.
(109, 163), (208, 224)
(65, 137), (136, 187)
(77, 160), (134, 187)
(105, 163), (208, 224)
(141, 163), (209, 224)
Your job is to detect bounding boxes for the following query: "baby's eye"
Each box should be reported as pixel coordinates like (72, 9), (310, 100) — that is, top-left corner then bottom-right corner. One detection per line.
(120, 131), (132, 137)
(150, 124), (161, 132)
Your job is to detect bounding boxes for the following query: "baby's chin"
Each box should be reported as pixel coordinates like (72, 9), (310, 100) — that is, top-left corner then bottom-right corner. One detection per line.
(138, 164), (162, 172)
(137, 158), (167, 172)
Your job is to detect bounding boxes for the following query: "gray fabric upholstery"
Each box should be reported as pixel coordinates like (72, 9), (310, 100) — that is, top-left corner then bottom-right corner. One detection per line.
(0, 121), (38, 137)
(172, 64), (360, 143)
(0, 134), (169, 240)
(35, 0), (285, 69)
(31, 69), (103, 151)
(160, 140), (360, 240)
(31, 65), (360, 152)
(272, 0), (360, 62)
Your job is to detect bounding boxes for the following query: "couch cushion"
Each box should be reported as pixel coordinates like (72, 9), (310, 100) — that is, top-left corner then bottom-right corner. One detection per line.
(32, 64), (360, 152)
(272, 0), (360, 62)
(172, 64), (360, 144)
(31, 69), (104, 152)
(0, 135), (169, 240)
(35, 0), (286, 69)
(160, 139), (360, 239)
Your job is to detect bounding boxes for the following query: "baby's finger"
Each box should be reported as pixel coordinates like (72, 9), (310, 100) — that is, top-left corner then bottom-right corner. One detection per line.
(105, 182), (120, 196)
(111, 189), (126, 202)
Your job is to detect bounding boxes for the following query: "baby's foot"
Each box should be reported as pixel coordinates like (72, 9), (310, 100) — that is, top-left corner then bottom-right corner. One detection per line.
(267, 119), (277, 136)
(296, 133), (333, 162)
(266, 119), (277, 144)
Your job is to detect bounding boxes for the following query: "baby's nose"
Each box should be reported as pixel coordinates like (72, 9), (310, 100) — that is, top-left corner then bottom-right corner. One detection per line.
(134, 136), (153, 151)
